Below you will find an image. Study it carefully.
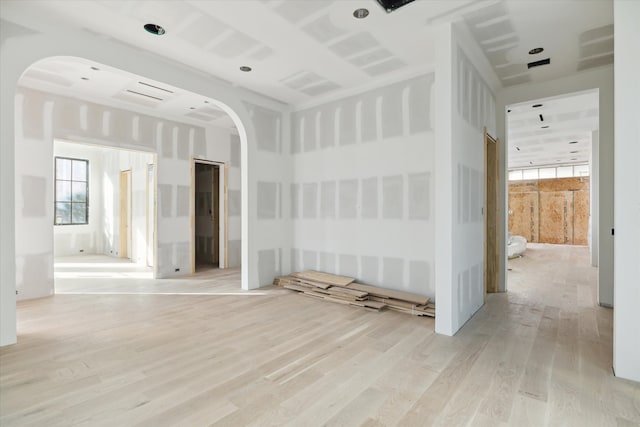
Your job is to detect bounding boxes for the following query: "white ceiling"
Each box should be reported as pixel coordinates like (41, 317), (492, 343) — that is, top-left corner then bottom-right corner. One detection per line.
(18, 56), (237, 129)
(507, 90), (598, 169)
(2, 0), (614, 107)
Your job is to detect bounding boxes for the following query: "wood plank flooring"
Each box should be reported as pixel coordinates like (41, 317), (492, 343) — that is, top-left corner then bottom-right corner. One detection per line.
(1, 245), (639, 426)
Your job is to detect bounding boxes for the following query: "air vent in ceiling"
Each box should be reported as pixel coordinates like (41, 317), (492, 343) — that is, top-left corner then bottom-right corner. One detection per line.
(125, 89), (163, 101)
(138, 81), (174, 93)
(375, 0), (416, 13)
(527, 58), (551, 69)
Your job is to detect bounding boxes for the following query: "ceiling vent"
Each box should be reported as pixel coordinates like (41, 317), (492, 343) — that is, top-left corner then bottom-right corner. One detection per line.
(375, 0), (416, 13)
(527, 58), (551, 69)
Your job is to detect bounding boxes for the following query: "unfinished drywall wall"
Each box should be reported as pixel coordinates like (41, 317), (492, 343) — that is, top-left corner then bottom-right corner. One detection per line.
(509, 177), (590, 245)
(434, 22), (499, 335)
(497, 67), (614, 307)
(613, 0), (640, 383)
(13, 86), (245, 298)
(52, 141), (104, 256)
(101, 147), (154, 263)
(289, 73), (436, 297)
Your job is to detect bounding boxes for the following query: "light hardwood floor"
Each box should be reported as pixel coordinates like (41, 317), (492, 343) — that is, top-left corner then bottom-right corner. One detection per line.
(1, 245), (639, 426)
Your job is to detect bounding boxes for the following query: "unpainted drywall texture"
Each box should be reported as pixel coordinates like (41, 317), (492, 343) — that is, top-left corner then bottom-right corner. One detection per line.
(613, 0), (640, 382)
(52, 141), (105, 256)
(14, 87), (241, 298)
(290, 74), (436, 298)
(451, 46), (496, 331)
(246, 102), (286, 285)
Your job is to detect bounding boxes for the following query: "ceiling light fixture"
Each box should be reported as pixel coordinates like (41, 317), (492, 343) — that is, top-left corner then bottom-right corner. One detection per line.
(81, 77), (89, 80)
(353, 8), (369, 18)
(190, 107), (196, 110)
(144, 23), (166, 35)
(569, 141), (578, 144)
(532, 104), (543, 108)
(516, 146), (521, 151)
(90, 66), (100, 71)
(571, 158), (578, 161)
(541, 125), (549, 129)
(529, 47), (544, 55)
(529, 161), (534, 165)
(570, 150), (579, 154)
(204, 100), (209, 104)
(239, 66), (252, 72)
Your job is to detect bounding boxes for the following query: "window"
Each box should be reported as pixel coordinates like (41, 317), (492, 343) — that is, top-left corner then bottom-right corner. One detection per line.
(55, 157), (88, 225)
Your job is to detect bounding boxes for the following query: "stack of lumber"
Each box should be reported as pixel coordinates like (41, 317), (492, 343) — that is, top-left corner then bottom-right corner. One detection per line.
(274, 270), (435, 318)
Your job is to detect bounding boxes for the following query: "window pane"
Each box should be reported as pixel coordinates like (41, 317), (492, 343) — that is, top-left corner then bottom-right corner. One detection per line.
(56, 181), (71, 202)
(508, 170), (522, 181)
(72, 160), (87, 182)
(72, 182), (87, 202)
(522, 169), (538, 180)
(55, 202), (71, 224)
(574, 164), (589, 176)
(557, 166), (573, 178)
(72, 203), (87, 224)
(539, 167), (556, 179)
(56, 158), (71, 180)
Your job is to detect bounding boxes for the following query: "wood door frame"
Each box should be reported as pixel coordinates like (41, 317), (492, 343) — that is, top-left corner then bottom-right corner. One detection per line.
(484, 128), (500, 298)
(145, 162), (157, 272)
(190, 158), (228, 274)
(119, 169), (132, 259)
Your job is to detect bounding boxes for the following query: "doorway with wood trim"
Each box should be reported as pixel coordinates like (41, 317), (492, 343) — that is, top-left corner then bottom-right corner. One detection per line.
(485, 129), (499, 297)
(192, 159), (227, 273)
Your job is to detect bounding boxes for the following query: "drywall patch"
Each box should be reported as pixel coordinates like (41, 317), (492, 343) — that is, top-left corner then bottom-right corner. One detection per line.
(383, 257), (404, 288)
(320, 181), (336, 218)
(53, 98), (81, 135)
(174, 242), (190, 268)
(22, 95), (44, 140)
(176, 185), (190, 217)
(339, 254), (358, 278)
(361, 256), (379, 285)
(409, 75), (434, 133)
(230, 134), (241, 167)
(304, 110), (317, 152)
(303, 183), (318, 219)
(409, 260), (430, 294)
(303, 250), (317, 271)
(291, 248), (301, 272)
(361, 94), (377, 142)
(291, 113), (302, 154)
(227, 239), (241, 267)
(176, 126), (190, 160)
(339, 179), (358, 219)
(160, 123), (174, 158)
(21, 175), (47, 217)
(383, 175), (404, 219)
(319, 252), (336, 274)
(110, 110), (132, 144)
(251, 105), (279, 153)
(257, 182), (277, 219)
(158, 184), (173, 218)
(291, 184), (300, 218)
(339, 100), (356, 146)
(319, 105), (336, 148)
(408, 173), (430, 220)
(258, 249), (277, 286)
(381, 86), (403, 139)
(361, 177), (378, 219)
(192, 128), (207, 158)
(228, 190), (241, 217)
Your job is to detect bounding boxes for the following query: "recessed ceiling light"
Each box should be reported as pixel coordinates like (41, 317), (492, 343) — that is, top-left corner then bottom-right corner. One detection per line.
(541, 125), (549, 129)
(90, 66), (100, 71)
(532, 104), (543, 108)
(190, 107), (196, 110)
(81, 77), (89, 80)
(571, 158), (578, 161)
(353, 8), (369, 18)
(529, 47), (544, 55)
(529, 161), (533, 165)
(204, 100), (209, 104)
(507, 109), (512, 113)
(570, 150), (579, 154)
(144, 23), (166, 35)
(569, 141), (578, 144)
(516, 146), (521, 151)
(239, 66), (252, 72)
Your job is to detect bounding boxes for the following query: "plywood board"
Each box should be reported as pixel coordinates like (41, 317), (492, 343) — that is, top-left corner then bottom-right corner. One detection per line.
(508, 192), (539, 243)
(295, 270), (355, 287)
(573, 191), (590, 245)
(538, 177), (589, 192)
(539, 192), (573, 244)
(347, 283), (430, 305)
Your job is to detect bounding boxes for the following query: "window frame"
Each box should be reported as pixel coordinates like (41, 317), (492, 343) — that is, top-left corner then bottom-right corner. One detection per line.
(54, 156), (89, 226)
